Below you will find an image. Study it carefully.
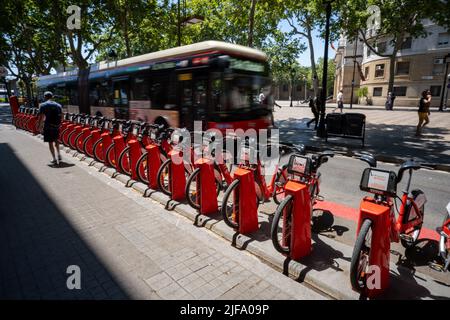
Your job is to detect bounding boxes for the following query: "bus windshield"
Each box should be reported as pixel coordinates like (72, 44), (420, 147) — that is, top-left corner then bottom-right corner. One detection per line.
(215, 74), (271, 114)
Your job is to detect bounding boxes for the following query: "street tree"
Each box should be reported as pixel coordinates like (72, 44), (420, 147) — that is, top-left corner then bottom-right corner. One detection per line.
(337, 0), (450, 99)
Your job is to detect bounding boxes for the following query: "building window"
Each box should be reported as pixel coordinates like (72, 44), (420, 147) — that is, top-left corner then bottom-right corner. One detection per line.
(401, 37), (412, 50)
(433, 57), (445, 75)
(373, 87), (383, 97)
(430, 86), (442, 97)
(364, 67), (370, 80)
(375, 64), (385, 78)
(393, 86), (407, 96)
(396, 61), (410, 75)
(283, 85), (288, 92)
(377, 42), (387, 54)
(438, 33), (449, 47)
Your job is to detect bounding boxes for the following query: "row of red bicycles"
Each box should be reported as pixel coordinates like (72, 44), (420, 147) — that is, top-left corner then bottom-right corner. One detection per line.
(13, 107), (450, 298)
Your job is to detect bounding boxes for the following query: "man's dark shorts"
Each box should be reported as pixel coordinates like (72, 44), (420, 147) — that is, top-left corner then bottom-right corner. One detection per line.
(43, 126), (60, 142)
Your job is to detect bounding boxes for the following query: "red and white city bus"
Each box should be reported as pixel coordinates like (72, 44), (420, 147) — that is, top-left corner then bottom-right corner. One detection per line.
(36, 41), (274, 132)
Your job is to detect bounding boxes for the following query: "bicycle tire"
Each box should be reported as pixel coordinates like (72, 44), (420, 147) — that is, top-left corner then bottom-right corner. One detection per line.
(118, 146), (131, 175)
(273, 166), (288, 205)
(185, 168), (201, 210)
(93, 139), (104, 162)
(350, 219), (373, 293)
(135, 152), (149, 184)
(271, 194), (293, 254)
(68, 130), (77, 149)
(221, 179), (240, 229)
(83, 136), (94, 158)
(157, 158), (172, 196)
(74, 132), (84, 153)
(61, 127), (70, 146)
(105, 143), (116, 168)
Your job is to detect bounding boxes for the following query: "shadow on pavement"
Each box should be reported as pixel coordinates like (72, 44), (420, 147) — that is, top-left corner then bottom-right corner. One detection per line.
(0, 143), (129, 299)
(277, 118), (450, 164)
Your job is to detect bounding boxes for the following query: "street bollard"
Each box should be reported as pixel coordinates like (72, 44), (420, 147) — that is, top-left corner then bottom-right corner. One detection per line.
(283, 180), (312, 260)
(233, 168), (259, 234)
(169, 149), (186, 202)
(357, 198), (391, 298)
(145, 144), (161, 190)
(112, 135), (127, 172)
(195, 158), (218, 215)
(127, 139), (141, 181)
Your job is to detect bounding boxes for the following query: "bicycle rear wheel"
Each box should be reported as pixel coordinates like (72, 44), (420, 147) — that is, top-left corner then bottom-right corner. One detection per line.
(350, 219), (373, 293)
(271, 195), (293, 254)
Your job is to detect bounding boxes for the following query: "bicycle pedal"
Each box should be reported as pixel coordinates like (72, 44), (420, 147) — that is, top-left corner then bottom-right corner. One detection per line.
(399, 233), (414, 243)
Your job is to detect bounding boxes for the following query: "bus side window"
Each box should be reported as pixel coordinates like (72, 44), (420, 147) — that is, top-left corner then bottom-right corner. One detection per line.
(211, 74), (224, 112)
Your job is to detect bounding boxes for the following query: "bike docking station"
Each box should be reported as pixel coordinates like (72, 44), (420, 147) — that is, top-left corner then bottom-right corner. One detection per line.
(9, 96), (19, 120)
(169, 149), (186, 202)
(355, 168), (398, 298)
(145, 144), (161, 190)
(194, 157), (218, 215)
(232, 167), (259, 235)
(126, 138), (142, 181)
(112, 135), (127, 172)
(284, 155), (313, 260)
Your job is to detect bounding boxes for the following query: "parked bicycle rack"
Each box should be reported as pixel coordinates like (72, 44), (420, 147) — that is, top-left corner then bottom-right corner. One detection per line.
(169, 149), (186, 202)
(357, 198), (391, 297)
(145, 144), (161, 190)
(194, 158), (219, 215)
(127, 139), (142, 181)
(283, 180), (313, 260)
(233, 168), (259, 234)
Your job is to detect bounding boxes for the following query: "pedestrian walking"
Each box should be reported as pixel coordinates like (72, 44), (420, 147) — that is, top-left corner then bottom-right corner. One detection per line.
(307, 95), (319, 129)
(416, 90), (432, 136)
(385, 92), (396, 110)
(258, 89), (265, 104)
(37, 91), (63, 165)
(334, 90), (344, 113)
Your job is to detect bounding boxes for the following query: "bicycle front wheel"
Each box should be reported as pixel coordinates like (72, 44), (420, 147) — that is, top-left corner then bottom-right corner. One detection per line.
(135, 152), (149, 184)
(271, 195), (293, 254)
(350, 219), (373, 293)
(157, 159), (172, 196)
(221, 179), (240, 229)
(118, 146), (131, 175)
(93, 139), (104, 162)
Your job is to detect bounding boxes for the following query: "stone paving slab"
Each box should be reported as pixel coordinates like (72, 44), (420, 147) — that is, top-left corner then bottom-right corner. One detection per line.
(0, 124), (324, 300)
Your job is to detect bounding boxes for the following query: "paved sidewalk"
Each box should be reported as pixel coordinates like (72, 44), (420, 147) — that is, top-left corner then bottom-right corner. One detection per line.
(0, 123), (325, 300)
(274, 102), (450, 166)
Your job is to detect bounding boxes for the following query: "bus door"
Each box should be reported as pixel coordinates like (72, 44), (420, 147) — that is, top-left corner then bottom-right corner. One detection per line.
(112, 77), (130, 119)
(178, 72), (208, 131)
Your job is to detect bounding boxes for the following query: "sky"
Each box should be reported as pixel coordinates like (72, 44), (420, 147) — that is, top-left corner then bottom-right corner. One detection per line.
(278, 19), (335, 67)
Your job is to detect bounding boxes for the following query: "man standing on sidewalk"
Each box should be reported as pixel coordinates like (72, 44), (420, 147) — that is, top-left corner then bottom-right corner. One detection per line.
(37, 91), (62, 165)
(335, 90), (344, 113)
(416, 90), (432, 137)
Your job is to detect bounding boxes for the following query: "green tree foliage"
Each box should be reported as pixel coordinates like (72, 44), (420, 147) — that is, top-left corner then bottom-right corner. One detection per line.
(337, 0), (450, 97)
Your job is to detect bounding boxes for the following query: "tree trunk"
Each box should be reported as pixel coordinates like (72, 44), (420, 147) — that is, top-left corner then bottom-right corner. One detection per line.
(247, 0), (257, 47)
(306, 26), (319, 97)
(77, 66), (91, 114)
(123, 9), (131, 58)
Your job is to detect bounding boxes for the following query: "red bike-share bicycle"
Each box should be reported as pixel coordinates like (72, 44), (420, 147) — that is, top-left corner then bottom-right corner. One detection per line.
(220, 138), (302, 229)
(270, 149), (334, 258)
(429, 202), (450, 272)
(350, 158), (427, 296)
